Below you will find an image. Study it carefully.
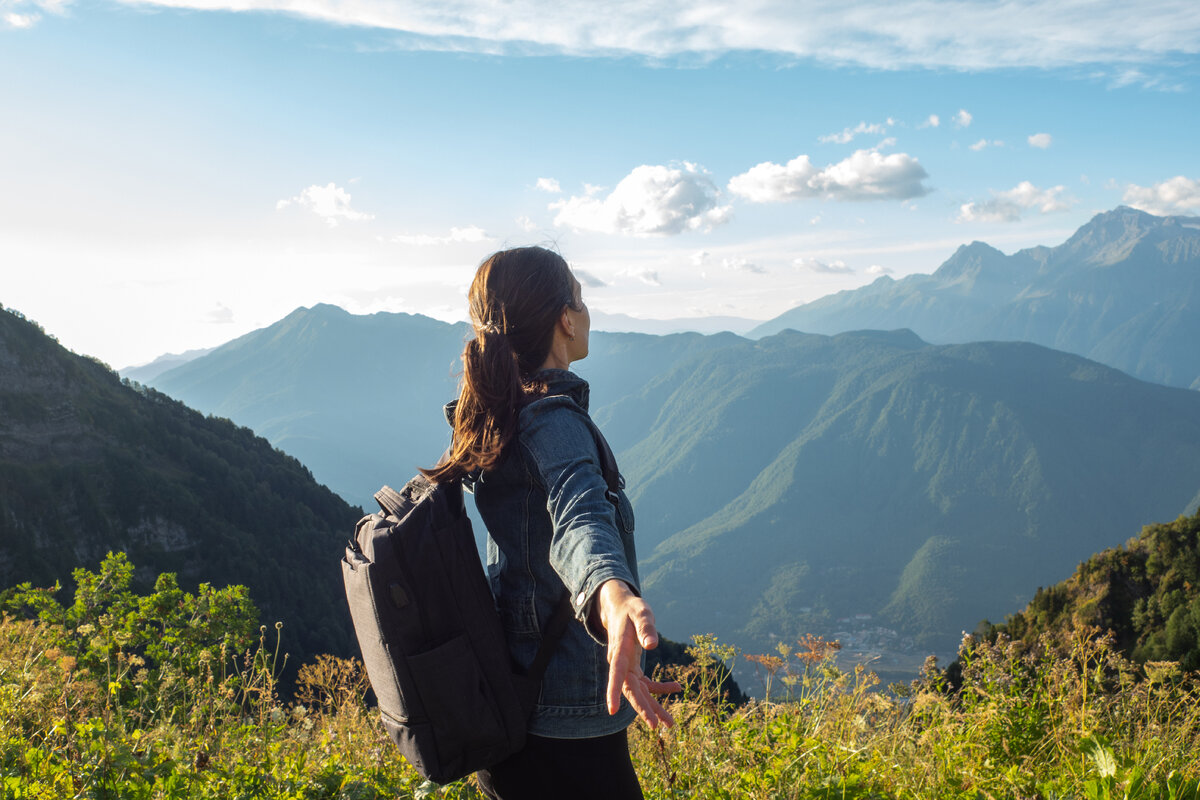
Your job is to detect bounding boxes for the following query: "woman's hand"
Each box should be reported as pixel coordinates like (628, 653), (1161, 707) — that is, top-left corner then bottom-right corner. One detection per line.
(596, 579), (683, 729)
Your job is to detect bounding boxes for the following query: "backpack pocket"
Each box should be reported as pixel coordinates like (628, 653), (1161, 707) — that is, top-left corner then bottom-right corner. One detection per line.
(406, 634), (509, 760)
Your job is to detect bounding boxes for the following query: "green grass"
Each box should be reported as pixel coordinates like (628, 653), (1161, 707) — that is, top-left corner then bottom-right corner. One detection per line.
(4, 556), (1200, 799)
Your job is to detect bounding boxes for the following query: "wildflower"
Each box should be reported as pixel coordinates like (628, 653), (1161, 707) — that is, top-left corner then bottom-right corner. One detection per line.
(1144, 661), (1181, 685)
(797, 634), (841, 664)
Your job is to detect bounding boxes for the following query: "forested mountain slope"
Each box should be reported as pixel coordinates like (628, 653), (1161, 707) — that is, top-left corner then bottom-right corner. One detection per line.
(986, 510), (1200, 669)
(618, 329), (1200, 652)
(0, 306), (360, 665)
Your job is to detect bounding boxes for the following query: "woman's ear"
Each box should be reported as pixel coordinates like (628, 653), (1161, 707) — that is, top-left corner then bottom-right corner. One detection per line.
(559, 305), (574, 339)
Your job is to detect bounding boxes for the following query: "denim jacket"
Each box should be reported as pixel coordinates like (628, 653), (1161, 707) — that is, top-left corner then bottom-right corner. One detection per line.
(464, 369), (640, 738)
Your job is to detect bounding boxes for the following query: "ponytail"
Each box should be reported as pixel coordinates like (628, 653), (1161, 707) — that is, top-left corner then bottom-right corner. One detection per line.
(422, 247), (578, 483)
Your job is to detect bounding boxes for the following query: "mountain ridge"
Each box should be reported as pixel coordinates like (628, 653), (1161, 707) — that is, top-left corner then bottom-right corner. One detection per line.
(752, 207), (1200, 390)
(0, 305), (361, 666)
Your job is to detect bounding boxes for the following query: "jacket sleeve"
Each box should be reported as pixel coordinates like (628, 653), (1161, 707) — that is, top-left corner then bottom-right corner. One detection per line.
(519, 397), (638, 642)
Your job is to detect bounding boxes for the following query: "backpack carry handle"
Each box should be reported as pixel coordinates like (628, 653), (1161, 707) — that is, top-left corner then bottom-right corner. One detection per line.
(375, 485), (408, 517)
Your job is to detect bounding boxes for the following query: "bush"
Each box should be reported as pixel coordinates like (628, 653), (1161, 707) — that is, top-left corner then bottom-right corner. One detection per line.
(5, 555), (1200, 798)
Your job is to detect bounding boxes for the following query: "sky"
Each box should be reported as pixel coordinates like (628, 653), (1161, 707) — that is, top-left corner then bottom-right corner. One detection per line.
(2, 0), (1199, 369)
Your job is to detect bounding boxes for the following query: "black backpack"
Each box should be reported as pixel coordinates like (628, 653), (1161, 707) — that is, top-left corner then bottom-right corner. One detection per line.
(341, 425), (621, 784)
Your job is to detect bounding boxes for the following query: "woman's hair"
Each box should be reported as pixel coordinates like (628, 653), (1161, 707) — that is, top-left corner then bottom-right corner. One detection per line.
(422, 246), (581, 483)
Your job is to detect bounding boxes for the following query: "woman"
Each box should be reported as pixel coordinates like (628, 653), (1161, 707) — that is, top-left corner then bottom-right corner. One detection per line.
(424, 246), (679, 799)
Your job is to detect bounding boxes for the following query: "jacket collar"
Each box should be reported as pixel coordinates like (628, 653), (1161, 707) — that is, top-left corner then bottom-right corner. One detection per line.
(534, 368), (590, 412)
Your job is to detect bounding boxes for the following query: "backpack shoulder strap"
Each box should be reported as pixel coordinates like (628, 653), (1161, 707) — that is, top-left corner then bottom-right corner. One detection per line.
(585, 421), (623, 501)
(523, 591), (574, 684)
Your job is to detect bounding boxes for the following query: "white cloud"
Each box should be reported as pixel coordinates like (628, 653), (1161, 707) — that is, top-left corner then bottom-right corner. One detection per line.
(722, 257), (765, 274)
(391, 224), (490, 245)
(573, 268), (607, 287)
(921, 114), (940, 128)
(1108, 67), (1186, 92)
(105, 1), (1200, 71)
(4, 10), (36, 26)
(819, 121), (888, 144)
(1122, 176), (1200, 215)
(204, 303), (234, 324)
(551, 163), (732, 236)
(795, 257), (853, 274)
(865, 264), (893, 276)
(728, 148), (930, 203)
(624, 268), (661, 286)
(276, 183), (375, 227)
(954, 109), (973, 128)
(957, 181), (1071, 222)
(690, 250), (710, 267)
(969, 139), (1003, 151)
(535, 177), (562, 193)
(515, 215), (538, 231)
(1, 0), (66, 29)
(1028, 132), (1053, 149)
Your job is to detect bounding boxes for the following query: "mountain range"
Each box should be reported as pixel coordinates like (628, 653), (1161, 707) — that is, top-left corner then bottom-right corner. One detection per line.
(615, 329), (1200, 652)
(8, 206), (1199, 664)
(753, 207), (1200, 391)
(142, 207), (1200, 655)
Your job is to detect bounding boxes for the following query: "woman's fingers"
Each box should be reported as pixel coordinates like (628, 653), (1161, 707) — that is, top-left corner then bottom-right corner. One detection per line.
(645, 678), (684, 696)
(629, 600), (659, 650)
(606, 615), (637, 715)
(622, 673), (676, 729)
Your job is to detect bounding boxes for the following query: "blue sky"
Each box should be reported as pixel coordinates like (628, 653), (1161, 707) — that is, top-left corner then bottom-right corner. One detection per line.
(2, 0), (1198, 368)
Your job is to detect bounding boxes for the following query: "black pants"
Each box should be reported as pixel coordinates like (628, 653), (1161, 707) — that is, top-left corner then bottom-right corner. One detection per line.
(475, 729), (644, 800)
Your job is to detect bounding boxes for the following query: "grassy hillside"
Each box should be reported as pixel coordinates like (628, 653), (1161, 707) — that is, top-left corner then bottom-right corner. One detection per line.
(4, 556), (1199, 798)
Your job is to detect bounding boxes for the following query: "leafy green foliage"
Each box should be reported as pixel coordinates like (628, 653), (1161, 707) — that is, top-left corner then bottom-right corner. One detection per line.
(984, 510), (1200, 670)
(2, 552), (258, 725)
(0, 556), (451, 799)
(4, 557), (1200, 798)
(630, 628), (1200, 799)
